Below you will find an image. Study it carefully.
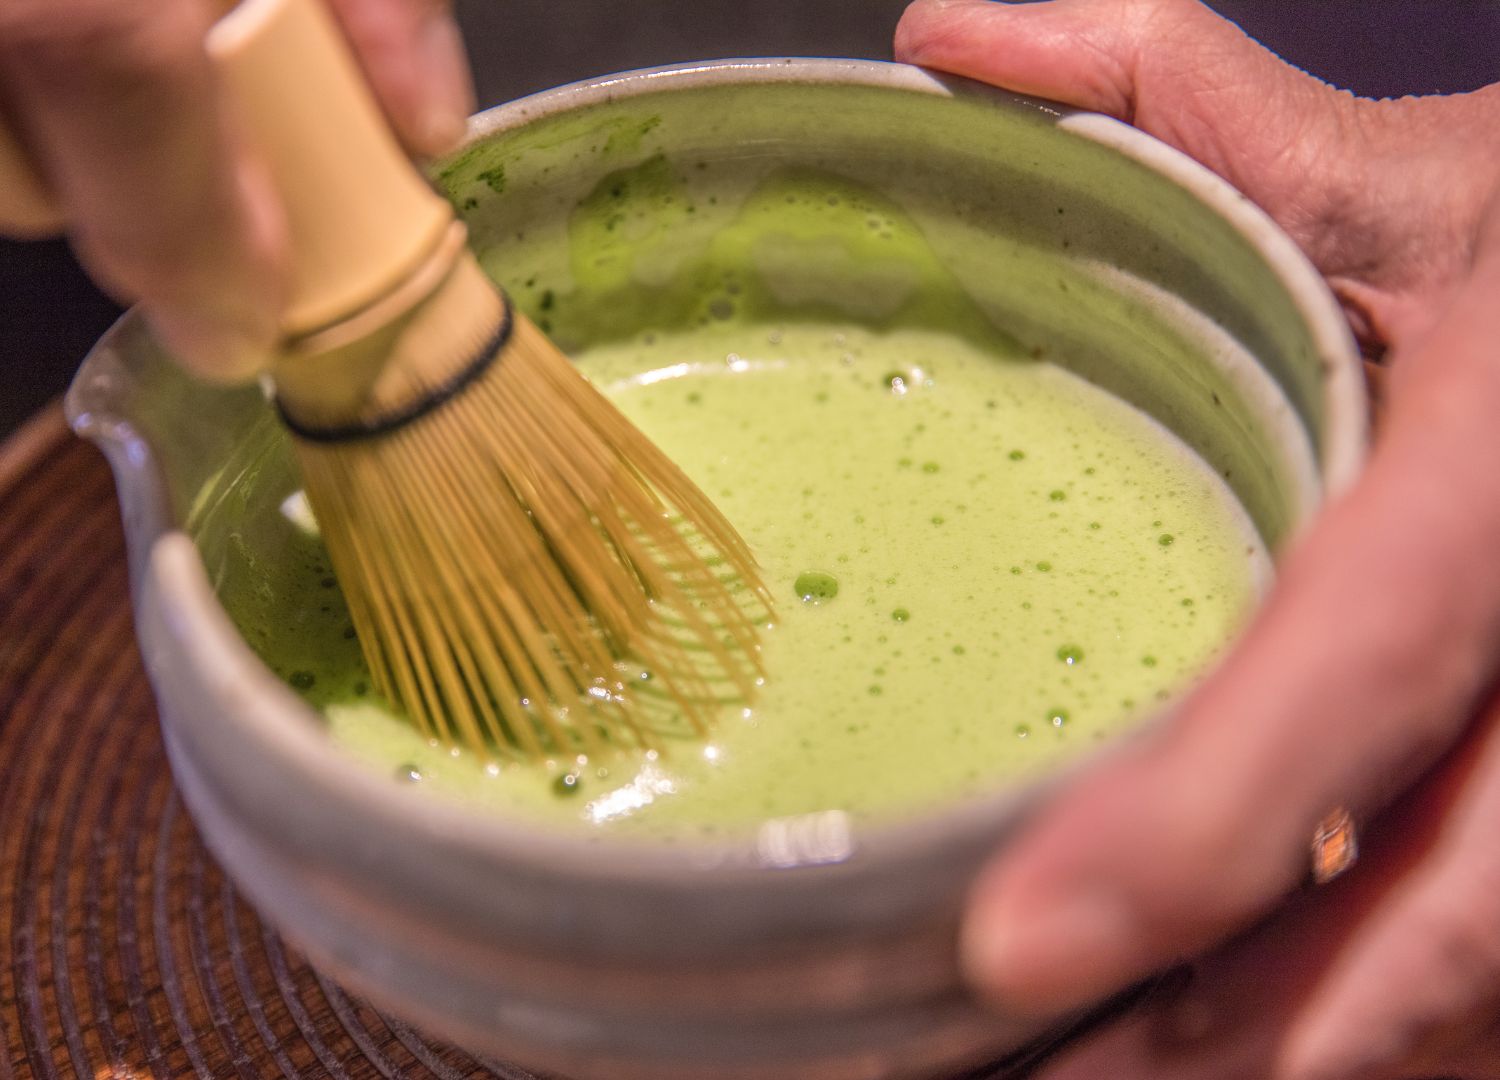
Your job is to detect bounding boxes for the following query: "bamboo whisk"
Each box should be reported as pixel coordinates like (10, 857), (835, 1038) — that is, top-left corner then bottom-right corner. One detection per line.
(281, 230), (771, 759)
(0, 0), (770, 759)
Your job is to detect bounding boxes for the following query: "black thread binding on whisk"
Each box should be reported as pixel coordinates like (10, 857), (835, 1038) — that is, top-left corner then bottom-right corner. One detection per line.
(276, 290), (514, 444)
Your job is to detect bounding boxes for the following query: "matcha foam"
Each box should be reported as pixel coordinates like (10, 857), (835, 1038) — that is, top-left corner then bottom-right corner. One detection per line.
(200, 160), (1272, 839)
(216, 319), (1266, 838)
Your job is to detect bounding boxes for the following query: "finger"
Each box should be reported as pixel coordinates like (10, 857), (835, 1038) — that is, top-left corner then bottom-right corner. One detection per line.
(961, 231), (1500, 1018)
(898, 0), (1144, 118)
(0, 0), (283, 379)
(324, 0), (474, 157)
(893, 0), (1334, 163)
(1279, 693), (1500, 1080)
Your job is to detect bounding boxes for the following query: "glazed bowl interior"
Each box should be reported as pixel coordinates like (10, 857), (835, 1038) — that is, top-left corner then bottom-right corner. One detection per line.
(185, 59), (1364, 658)
(65, 59), (1364, 1078)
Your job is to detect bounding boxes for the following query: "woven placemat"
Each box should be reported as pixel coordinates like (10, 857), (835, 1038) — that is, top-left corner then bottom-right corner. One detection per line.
(0, 409), (558, 1080)
(0, 406), (1116, 1080)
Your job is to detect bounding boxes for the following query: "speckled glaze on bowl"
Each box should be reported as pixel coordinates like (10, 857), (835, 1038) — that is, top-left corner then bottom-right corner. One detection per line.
(65, 59), (1365, 1080)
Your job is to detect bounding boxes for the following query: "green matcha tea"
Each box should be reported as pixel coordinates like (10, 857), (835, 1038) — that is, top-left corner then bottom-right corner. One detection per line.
(216, 318), (1266, 837)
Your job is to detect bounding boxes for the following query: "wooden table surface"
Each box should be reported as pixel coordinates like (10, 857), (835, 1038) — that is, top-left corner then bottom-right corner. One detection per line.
(0, 407), (1095, 1079)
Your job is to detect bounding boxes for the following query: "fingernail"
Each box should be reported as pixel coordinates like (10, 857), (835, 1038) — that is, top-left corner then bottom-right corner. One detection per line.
(962, 886), (1134, 1016)
(412, 10), (474, 155)
(150, 307), (275, 383)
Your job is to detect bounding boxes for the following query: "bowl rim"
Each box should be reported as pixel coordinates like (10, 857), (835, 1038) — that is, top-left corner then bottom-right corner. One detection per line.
(71, 56), (1367, 886)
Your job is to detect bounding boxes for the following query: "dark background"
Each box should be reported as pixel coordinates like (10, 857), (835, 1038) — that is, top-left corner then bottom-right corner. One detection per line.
(4, 0), (1498, 437)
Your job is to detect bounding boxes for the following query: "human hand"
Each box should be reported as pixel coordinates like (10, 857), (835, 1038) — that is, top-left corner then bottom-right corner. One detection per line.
(894, 1), (1500, 1076)
(0, 0), (474, 379)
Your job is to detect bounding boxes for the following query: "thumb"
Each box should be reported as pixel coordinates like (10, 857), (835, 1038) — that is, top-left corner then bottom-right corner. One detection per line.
(894, 0), (1351, 248)
(893, 0), (1301, 120)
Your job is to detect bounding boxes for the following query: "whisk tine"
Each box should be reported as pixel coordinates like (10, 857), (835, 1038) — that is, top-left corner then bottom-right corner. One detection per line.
(490, 379), (759, 708)
(409, 409), (611, 688)
(399, 413), (614, 758)
(382, 436), (548, 756)
(592, 499), (755, 702)
(484, 383), (655, 635)
(535, 350), (769, 602)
